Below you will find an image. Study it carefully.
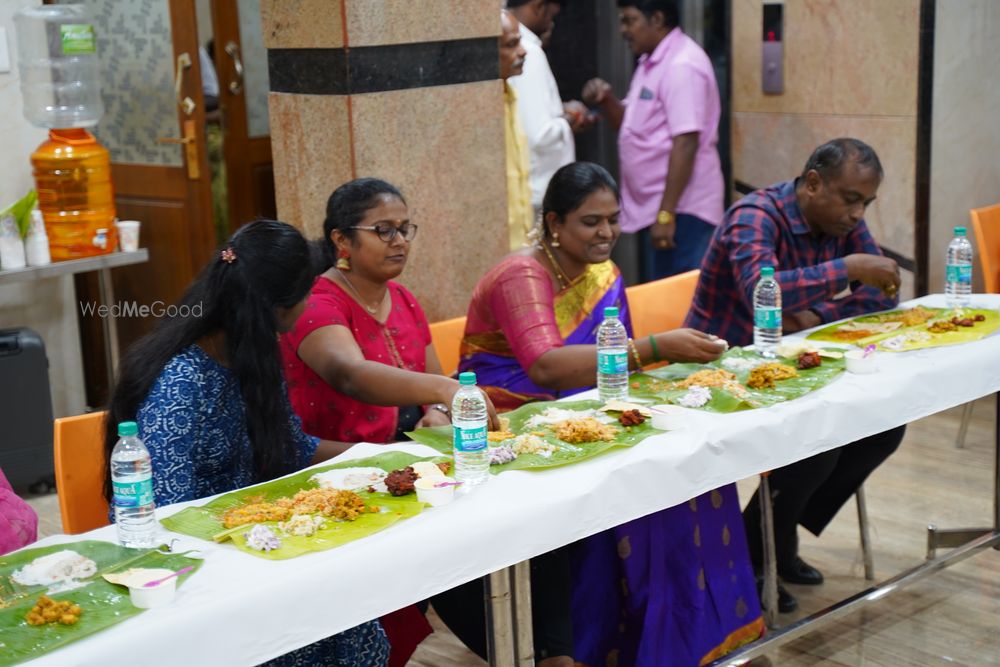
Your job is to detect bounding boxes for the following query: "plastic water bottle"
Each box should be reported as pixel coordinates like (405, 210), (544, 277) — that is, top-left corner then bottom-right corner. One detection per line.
(945, 226), (973, 308)
(596, 306), (629, 402)
(452, 372), (489, 488)
(111, 421), (157, 548)
(14, 4), (104, 128)
(753, 266), (782, 358)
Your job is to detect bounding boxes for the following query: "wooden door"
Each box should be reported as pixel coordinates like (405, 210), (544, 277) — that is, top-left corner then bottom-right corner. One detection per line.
(211, 0), (276, 232)
(73, 0), (217, 406)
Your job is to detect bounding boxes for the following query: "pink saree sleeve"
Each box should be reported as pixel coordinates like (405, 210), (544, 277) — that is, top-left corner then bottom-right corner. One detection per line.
(0, 468), (38, 555)
(488, 257), (564, 370)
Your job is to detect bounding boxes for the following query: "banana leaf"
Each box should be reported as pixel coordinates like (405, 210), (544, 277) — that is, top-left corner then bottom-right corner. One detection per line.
(806, 306), (1000, 351)
(0, 540), (201, 666)
(629, 346), (846, 413)
(160, 451), (447, 560)
(406, 399), (663, 473)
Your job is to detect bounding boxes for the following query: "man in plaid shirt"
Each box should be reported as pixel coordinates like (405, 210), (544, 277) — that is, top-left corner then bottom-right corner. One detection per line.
(684, 138), (906, 613)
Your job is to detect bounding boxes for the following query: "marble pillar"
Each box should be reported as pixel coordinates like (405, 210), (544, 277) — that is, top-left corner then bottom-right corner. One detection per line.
(262, 0), (507, 321)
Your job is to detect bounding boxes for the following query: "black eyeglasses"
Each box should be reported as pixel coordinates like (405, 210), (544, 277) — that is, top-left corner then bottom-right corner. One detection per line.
(349, 221), (418, 243)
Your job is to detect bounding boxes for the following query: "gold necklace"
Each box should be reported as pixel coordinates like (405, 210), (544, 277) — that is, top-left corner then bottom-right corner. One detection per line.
(337, 269), (387, 315)
(539, 240), (582, 290)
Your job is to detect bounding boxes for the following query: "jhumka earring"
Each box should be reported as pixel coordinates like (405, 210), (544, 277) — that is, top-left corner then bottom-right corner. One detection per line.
(335, 249), (351, 271)
(551, 232), (561, 248)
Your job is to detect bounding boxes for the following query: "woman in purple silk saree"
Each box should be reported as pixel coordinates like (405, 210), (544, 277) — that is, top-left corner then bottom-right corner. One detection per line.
(459, 163), (764, 666)
(0, 468), (38, 556)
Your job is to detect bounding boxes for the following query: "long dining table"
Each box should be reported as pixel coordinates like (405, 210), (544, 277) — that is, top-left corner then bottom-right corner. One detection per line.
(15, 294), (1000, 667)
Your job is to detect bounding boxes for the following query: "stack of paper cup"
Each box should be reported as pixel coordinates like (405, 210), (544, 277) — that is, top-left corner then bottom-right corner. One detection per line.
(116, 220), (141, 252)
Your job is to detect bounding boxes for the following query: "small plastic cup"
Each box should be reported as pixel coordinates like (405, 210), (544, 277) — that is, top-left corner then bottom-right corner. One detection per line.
(845, 349), (877, 374)
(128, 576), (177, 609)
(415, 476), (457, 507)
(649, 404), (689, 430)
(116, 220), (141, 252)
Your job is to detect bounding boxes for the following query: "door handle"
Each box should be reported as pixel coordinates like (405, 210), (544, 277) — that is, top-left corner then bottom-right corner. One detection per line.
(224, 41), (244, 95)
(171, 52), (197, 116)
(156, 119), (201, 180)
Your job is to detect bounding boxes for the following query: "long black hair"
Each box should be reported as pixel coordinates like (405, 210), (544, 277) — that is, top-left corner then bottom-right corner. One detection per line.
(541, 161), (620, 238)
(103, 219), (314, 499)
(310, 177), (406, 273)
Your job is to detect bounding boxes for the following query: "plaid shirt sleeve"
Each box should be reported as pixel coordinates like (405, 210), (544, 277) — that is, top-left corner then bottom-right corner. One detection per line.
(809, 222), (899, 322)
(726, 207), (852, 313)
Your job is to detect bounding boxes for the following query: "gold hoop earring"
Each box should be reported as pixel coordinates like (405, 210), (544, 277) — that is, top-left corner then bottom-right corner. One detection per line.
(551, 232), (560, 248)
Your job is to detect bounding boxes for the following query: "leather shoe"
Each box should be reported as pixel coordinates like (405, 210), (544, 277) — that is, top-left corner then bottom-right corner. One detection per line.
(756, 577), (798, 614)
(777, 556), (824, 585)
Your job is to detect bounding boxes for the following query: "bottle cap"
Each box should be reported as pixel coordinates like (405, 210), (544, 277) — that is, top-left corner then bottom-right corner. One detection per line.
(603, 306), (619, 318)
(118, 421), (138, 437)
(761, 266), (775, 278)
(954, 226), (966, 236)
(458, 371), (477, 386)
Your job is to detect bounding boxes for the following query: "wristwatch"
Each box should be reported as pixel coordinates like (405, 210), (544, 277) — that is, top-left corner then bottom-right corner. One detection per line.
(656, 210), (674, 225)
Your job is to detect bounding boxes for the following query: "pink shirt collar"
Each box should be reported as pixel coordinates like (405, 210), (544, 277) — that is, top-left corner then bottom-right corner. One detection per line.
(639, 27), (682, 68)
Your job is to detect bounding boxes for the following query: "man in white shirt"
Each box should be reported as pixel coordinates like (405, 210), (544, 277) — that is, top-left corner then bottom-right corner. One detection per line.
(506, 0), (593, 216)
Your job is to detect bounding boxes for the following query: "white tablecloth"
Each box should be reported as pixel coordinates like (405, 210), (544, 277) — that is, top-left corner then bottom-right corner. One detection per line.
(20, 295), (1000, 666)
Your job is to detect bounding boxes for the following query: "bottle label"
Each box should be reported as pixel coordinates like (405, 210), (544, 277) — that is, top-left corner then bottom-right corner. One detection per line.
(946, 263), (972, 284)
(113, 476), (153, 508)
(61, 24), (97, 55)
(754, 307), (781, 329)
(597, 350), (628, 374)
(453, 425), (487, 453)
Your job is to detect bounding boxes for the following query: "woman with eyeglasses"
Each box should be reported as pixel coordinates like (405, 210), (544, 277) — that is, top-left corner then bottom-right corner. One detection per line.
(281, 178), (499, 446)
(280, 178), (499, 666)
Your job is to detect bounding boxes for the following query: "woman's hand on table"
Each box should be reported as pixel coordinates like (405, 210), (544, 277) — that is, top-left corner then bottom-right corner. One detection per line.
(655, 329), (728, 363)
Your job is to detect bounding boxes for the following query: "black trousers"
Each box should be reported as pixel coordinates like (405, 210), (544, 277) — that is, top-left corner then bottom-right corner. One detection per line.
(743, 425), (906, 568)
(429, 545), (575, 660)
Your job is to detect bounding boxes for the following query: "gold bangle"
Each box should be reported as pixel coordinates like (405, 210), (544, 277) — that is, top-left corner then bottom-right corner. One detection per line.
(628, 338), (643, 369)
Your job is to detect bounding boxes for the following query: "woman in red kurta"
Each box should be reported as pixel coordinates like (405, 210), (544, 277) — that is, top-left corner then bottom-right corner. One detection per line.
(280, 178), (497, 667)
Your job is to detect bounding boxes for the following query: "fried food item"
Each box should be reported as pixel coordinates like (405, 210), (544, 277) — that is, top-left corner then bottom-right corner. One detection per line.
(928, 319), (957, 333)
(436, 461), (452, 475)
(618, 409), (646, 426)
(487, 430), (516, 443)
(384, 467), (418, 496)
(797, 351), (821, 370)
(974, 314), (986, 322)
(25, 595), (81, 626)
(746, 362), (798, 389)
(553, 417), (618, 444)
(876, 306), (936, 326)
(221, 497), (293, 529)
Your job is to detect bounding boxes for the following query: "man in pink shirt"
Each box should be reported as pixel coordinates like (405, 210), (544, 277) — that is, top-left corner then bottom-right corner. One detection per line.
(583, 0), (723, 281)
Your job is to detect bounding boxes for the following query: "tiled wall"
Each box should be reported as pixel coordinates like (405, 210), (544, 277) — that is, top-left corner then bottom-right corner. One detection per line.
(731, 0), (921, 298)
(264, 0), (507, 322)
(0, 0), (86, 418)
(928, 0), (1000, 293)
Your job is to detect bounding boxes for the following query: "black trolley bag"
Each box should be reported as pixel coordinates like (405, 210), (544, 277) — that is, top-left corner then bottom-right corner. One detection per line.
(0, 327), (55, 492)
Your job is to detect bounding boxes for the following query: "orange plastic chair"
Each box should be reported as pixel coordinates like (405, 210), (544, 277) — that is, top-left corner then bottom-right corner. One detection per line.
(970, 203), (1000, 294)
(53, 411), (111, 534)
(429, 316), (468, 377)
(625, 269), (700, 339)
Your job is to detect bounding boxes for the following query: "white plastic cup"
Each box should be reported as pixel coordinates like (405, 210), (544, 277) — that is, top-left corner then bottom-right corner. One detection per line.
(116, 220), (141, 252)
(415, 477), (457, 507)
(650, 405), (691, 430)
(845, 349), (877, 374)
(128, 576), (177, 608)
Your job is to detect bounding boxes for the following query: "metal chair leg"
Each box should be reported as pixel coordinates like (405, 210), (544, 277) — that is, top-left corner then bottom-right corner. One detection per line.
(856, 485), (875, 581)
(760, 474), (779, 627)
(956, 401), (975, 448)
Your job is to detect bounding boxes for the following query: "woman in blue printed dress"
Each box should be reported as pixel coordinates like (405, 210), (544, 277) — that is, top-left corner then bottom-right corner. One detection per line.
(102, 219), (389, 667)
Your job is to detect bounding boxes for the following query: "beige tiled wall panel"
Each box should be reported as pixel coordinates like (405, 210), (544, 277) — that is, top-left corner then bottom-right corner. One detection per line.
(928, 0), (1000, 294)
(732, 112), (916, 264)
(732, 0), (919, 117)
(268, 92), (354, 239)
(262, 0), (498, 49)
(350, 80), (508, 321)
